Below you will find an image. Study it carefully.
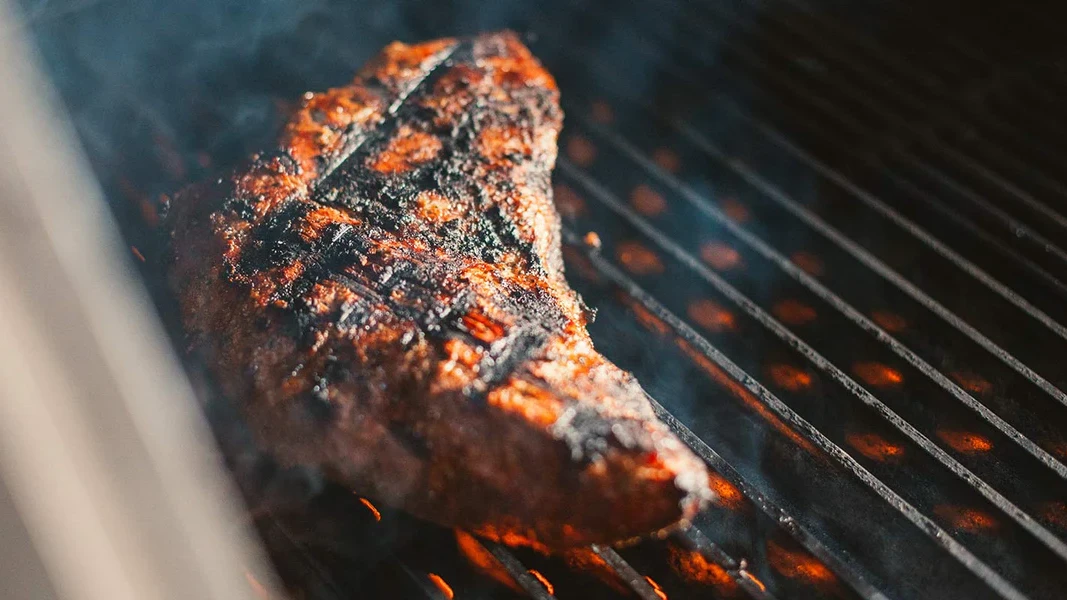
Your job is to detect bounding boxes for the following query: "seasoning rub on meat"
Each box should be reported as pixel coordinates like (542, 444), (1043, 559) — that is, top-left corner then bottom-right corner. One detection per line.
(167, 31), (712, 549)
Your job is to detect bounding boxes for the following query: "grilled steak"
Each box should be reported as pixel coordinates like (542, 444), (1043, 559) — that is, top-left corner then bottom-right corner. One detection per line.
(168, 31), (711, 549)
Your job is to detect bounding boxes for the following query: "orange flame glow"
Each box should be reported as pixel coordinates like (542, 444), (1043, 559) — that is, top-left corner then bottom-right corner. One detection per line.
(701, 242), (743, 271)
(869, 310), (907, 333)
(845, 432), (905, 462)
(767, 364), (813, 392)
(623, 294), (674, 337)
(566, 135), (597, 167)
(949, 371), (993, 395)
(590, 99), (615, 124)
(583, 231), (602, 249)
(720, 197), (750, 223)
(667, 545), (738, 594)
(472, 525), (551, 555)
(772, 299), (817, 326)
(454, 530), (522, 592)
(428, 573), (454, 599)
(708, 472), (745, 510)
(687, 299), (737, 333)
(357, 496), (381, 522)
(563, 548), (629, 593)
(117, 177), (160, 227)
(617, 294), (820, 456)
(852, 362), (904, 387)
(528, 569), (555, 595)
(767, 540), (836, 584)
(936, 430), (993, 454)
(630, 184), (668, 216)
(742, 571), (767, 592)
(646, 575), (669, 599)
(652, 147), (682, 173)
(790, 251), (824, 276)
(617, 241), (665, 276)
(934, 505), (998, 532)
(553, 183), (587, 218)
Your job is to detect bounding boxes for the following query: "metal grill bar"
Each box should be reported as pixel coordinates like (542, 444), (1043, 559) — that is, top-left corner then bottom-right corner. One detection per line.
(670, 528), (786, 600)
(536, 18), (1067, 411)
(556, 201), (1027, 600)
(481, 541), (559, 600)
(568, 106), (1067, 481)
(550, 3), (1067, 347)
(559, 154), (1067, 564)
(626, 0), (1067, 291)
(713, 0), (1067, 198)
(590, 546), (670, 600)
(639, 389), (888, 600)
(533, 33), (1067, 481)
(696, 0), (1067, 245)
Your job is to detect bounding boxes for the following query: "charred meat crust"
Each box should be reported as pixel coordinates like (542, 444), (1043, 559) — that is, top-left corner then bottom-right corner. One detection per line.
(168, 31), (712, 549)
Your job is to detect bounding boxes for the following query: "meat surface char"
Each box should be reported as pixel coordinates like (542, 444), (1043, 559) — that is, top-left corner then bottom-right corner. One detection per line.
(168, 31), (712, 549)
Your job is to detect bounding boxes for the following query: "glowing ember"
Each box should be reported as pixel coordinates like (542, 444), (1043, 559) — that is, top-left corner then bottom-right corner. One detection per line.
(767, 364), (813, 392)
(852, 362), (904, 386)
(700, 242), (743, 271)
(720, 197), (750, 223)
(708, 472), (745, 509)
(768, 540), (836, 584)
(933, 505), (998, 532)
(936, 430), (993, 454)
(670, 337), (819, 455)
(617, 241), (665, 275)
(566, 135), (598, 167)
(790, 251), (824, 276)
(583, 231), (602, 249)
(652, 147), (682, 173)
(950, 371), (993, 395)
(454, 530), (522, 592)
(619, 292), (820, 455)
(357, 496), (381, 521)
(590, 99), (615, 124)
(563, 548), (628, 593)
(428, 573), (454, 599)
(687, 299), (737, 333)
(772, 299), (817, 326)
(742, 571), (767, 592)
(245, 571), (270, 600)
(117, 177), (160, 227)
(645, 575), (668, 599)
(131, 246), (146, 263)
(869, 310), (907, 333)
(553, 183), (586, 218)
(528, 569), (555, 595)
(667, 544), (737, 593)
(845, 432), (905, 462)
(473, 525), (550, 555)
(1051, 443), (1067, 460)
(626, 296), (672, 336)
(630, 183), (668, 216)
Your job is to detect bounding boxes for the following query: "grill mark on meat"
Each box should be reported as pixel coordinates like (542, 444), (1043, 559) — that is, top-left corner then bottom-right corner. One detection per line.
(168, 31), (712, 549)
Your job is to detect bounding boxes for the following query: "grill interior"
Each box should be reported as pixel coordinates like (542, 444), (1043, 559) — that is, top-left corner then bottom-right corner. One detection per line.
(18, 0), (1067, 598)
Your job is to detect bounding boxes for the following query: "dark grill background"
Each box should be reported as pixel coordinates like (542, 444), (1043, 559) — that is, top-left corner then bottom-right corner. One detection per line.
(16, 0), (1067, 598)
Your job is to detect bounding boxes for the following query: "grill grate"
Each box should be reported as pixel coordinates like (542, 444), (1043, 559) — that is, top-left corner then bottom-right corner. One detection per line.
(18, 0), (1067, 598)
